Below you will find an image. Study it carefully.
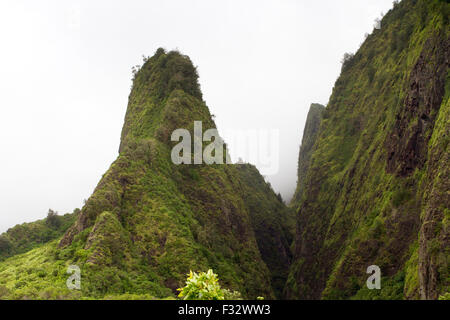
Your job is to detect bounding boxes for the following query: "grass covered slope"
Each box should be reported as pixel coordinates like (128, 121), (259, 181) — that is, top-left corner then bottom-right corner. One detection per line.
(0, 210), (78, 262)
(287, 0), (449, 300)
(57, 49), (276, 299)
(290, 104), (325, 206)
(235, 163), (295, 298)
(0, 49), (293, 299)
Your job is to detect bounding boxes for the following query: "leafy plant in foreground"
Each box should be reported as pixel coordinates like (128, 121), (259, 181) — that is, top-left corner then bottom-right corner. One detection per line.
(177, 269), (242, 300)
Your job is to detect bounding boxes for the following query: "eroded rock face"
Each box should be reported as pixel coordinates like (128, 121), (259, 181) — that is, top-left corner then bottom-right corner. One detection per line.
(417, 88), (450, 299)
(386, 34), (448, 177)
(387, 33), (449, 300)
(385, 33), (449, 300)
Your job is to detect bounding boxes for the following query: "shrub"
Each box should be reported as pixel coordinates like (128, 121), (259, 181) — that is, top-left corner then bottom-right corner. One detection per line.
(177, 269), (241, 300)
(223, 289), (243, 300)
(341, 52), (355, 71)
(46, 209), (60, 228)
(392, 189), (411, 207)
(0, 285), (10, 299)
(439, 293), (450, 300)
(0, 235), (12, 253)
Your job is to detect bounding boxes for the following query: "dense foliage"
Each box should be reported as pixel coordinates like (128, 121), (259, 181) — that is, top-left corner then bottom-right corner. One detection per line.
(287, 0), (449, 300)
(236, 164), (295, 298)
(0, 49), (293, 300)
(0, 209), (78, 261)
(290, 104), (325, 205)
(177, 269), (242, 300)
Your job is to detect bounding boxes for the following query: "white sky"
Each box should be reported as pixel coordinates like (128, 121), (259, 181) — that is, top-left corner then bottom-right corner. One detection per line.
(0, 0), (395, 232)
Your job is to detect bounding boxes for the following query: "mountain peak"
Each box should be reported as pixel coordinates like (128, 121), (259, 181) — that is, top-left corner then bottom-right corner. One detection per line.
(134, 49), (202, 101)
(119, 49), (206, 153)
(290, 103), (325, 205)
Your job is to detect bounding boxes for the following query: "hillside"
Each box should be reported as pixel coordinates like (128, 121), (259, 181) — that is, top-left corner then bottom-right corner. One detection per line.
(287, 0), (449, 300)
(0, 49), (294, 300)
(290, 103), (325, 206)
(235, 163), (296, 298)
(0, 210), (78, 261)
(0, 0), (448, 301)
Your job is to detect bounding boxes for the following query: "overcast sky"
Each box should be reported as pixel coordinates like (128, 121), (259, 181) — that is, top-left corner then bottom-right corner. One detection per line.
(0, 0), (395, 232)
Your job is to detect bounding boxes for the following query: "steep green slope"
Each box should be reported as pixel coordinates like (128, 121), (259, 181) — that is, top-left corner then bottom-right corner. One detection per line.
(0, 210), (78, 261)
(0, 49), (293, 299)
(291, 104), (325, 206)
(287, 0), (449, 300)
(235, 163), (295, 298)
(58, 49), (276, 299)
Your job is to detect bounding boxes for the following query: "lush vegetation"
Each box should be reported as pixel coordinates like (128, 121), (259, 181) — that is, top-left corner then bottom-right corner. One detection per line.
(0, 209), (78, 261)
(236, 164), (295, 298)
(0, 49), (293, 300)
(177, 269), (242, 300)
(290, 103), (325, 206)
(0, 0), (447, 301)
(287, 0), (449, 300)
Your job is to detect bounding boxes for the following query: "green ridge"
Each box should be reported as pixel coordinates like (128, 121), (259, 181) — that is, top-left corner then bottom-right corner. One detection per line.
(0, 49), (294, 300)
(291, 103), (325, 206)
(0, 210), (78, 262)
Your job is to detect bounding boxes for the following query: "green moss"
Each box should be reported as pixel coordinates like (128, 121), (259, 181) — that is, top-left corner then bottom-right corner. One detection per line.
(0, 210), (78, 261)
(0, 48), (289, 300)
(351, 271), (405, 300)
(291, 103), (325, 206)
(288, 0), (449, 299)
(236, 164), (295, 298)
(403, 241), (419, 299)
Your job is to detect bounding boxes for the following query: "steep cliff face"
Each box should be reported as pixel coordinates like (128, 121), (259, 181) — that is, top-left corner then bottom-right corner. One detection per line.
(287, 0), (449, 300)
(291, 104), (325, 206)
